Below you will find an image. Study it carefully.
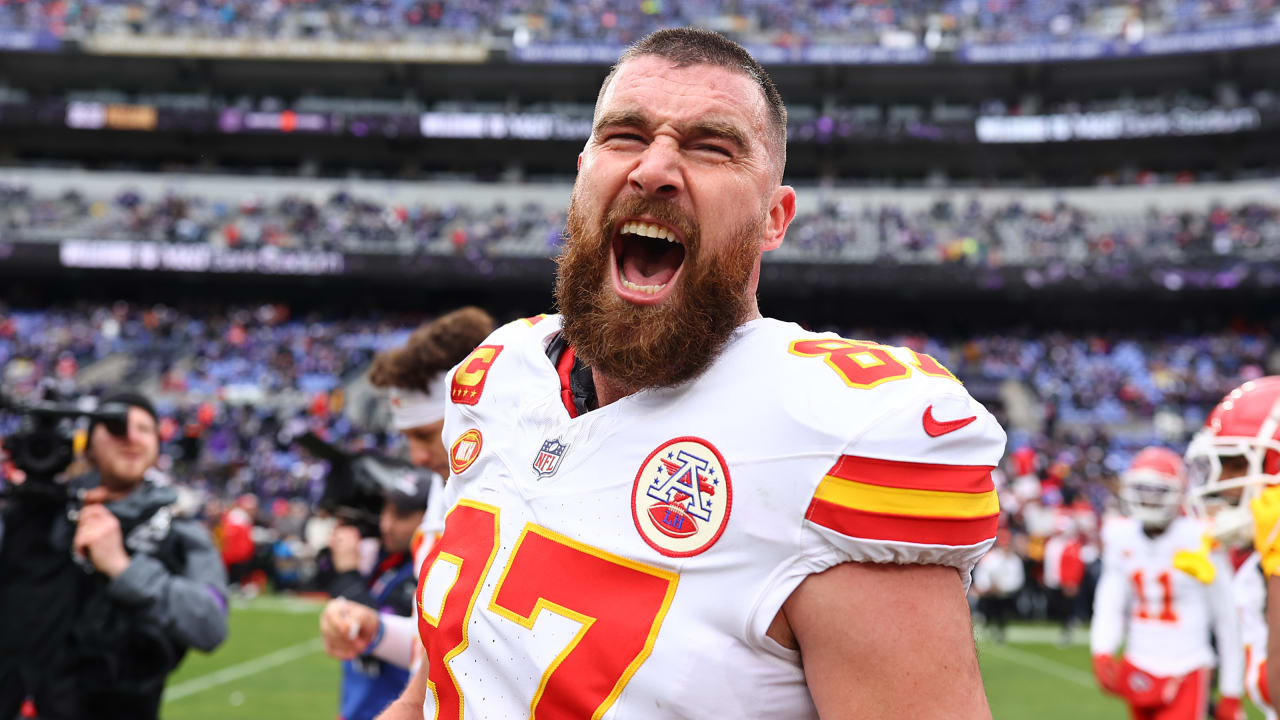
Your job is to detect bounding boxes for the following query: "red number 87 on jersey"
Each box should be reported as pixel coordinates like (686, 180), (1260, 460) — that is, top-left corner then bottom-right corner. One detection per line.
(417, 500), (679, 720)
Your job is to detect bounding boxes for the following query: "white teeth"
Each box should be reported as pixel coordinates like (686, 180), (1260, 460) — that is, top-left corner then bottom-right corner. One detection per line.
(622, 221), (677, 243)
(621, 278), (665, 294)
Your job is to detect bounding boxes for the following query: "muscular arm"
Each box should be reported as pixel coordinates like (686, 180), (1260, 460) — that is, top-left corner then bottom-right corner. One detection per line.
(1267, 575), (1280, 706)
(785, 561), (992, 720)
(375, 658), (429, 720)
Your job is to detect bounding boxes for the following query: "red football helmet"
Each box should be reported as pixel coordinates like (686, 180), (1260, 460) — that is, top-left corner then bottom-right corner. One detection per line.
(1185, 376), (1280, 546)
(1119, 447), (1186, 531)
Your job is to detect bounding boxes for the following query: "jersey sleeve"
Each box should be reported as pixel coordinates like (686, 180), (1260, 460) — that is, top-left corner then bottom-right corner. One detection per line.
(412, 472), (448, 574)
(1211, 549), (1246, 697)
(802, 384), (1007, 591)
(1090, 524), (1131, 657)
(1234, 555), (1269, 649)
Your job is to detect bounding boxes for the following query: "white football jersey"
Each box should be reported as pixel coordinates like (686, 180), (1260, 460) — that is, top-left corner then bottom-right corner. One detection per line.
(1090, 515), (1243, 694)
(1234, 554), (1275, 717)
(416, 314), (1006, 719)
(412, 472), (448, 574)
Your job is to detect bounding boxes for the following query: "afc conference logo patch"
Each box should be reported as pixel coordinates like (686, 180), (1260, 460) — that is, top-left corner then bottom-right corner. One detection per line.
(449, 429), (483, 475)
(631, 436), (732, 558)
(532, 438), (568, 479)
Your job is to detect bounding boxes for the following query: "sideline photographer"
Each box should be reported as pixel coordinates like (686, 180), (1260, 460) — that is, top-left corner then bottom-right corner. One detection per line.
(317, 307), (494, 715)
(0, 390), (228, 720)
(325, 473), (430, 720)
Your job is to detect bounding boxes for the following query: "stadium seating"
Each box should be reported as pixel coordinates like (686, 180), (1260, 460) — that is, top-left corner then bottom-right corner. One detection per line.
(3, 178), (1278, 269)
(3, 0), (1276, 54)
(3, 301), (1275, 515)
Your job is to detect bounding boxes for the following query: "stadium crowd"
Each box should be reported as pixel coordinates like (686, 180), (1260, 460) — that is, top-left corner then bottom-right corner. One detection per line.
(1, 0), (1275, 49)
(4, 183), (1278, 268)
(3, 301), (1278, 622)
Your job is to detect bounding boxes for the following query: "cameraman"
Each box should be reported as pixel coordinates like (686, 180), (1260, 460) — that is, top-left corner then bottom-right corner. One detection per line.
(0, 391), (228, 720)
(325, 475), (430, 720)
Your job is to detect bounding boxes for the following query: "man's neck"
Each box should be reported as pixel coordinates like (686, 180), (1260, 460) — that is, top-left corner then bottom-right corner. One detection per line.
(590, 370), (633, 408)
(589, 307), (763, 408)
(96, 475), (142, 501)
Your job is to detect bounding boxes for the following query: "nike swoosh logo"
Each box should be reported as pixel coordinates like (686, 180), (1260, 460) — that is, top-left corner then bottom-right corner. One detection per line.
(922, 405), (977, 437)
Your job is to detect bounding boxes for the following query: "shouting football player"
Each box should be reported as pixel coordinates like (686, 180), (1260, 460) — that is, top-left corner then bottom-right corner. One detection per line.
(1186, 376), (1280, 719)
(378, 28), (1007, 720)
(1092, 447), (1244, 720)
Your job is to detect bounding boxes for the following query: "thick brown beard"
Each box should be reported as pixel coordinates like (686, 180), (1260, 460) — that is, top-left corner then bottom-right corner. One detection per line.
(555, 191), (762, 395)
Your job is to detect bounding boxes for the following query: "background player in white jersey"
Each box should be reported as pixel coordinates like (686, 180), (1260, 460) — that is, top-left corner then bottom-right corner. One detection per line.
(1185, 376), (1280, 718)
(1091, 447), (1244, 720)
(1232, 552), (1274, 719)
(378, 28), (1006, 720)
(318, 307), (494, 670)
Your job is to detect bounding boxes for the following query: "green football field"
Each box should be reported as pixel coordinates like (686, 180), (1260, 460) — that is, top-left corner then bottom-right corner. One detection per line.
(160, 597), (1268, 719)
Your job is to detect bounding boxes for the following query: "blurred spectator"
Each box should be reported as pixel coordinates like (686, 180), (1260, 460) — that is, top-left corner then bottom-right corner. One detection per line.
(971, 528), (1025, 643)
(324, 475), (430, 720)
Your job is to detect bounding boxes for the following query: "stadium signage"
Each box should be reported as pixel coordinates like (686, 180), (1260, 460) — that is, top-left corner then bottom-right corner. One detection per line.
(975, 108), (1262, 143)
(746, 43), (931, 65)
(59, 240), (344, 275)
(418, 112), (591, 140)
(80, 35), (488, 63)
(66, 102), (160, 132)
(0, 30), (61, 52)
(511, 42), (930, 65)
(515, 27), (1280, 66)
(960, 24), (1280, 63)
(220, 109), (331, 134)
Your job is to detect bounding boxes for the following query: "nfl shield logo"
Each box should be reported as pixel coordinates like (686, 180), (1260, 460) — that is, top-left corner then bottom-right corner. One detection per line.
(532, 438), (568, 479)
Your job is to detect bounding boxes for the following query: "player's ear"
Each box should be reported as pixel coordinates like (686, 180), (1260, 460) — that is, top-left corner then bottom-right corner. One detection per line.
(577, 153), (583, 172)
(761, 185), (796, 252)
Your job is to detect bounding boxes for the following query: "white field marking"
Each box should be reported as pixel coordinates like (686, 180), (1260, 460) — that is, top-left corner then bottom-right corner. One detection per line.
(979, 641), (1095, 688)
(975, 625), (1089, 646)
(229, 594), (325, 613)
(162, 638), (324, 703)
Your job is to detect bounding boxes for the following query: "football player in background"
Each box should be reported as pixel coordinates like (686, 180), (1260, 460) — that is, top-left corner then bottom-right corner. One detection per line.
(378, 27), (1007, 720)
(1092, 447), (1244, 720)
(971, 527), (1025, 643)
(318, 308), (494, 674)
(1231, 550), (1274, 719)
(1186, 376), (1280, 718)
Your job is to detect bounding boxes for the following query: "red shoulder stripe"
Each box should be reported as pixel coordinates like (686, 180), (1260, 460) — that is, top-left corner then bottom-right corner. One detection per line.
(806, 498), (998, 547)
(826, 455), (995, 494)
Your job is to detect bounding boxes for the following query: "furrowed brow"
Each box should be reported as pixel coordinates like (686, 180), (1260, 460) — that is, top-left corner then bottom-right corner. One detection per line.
(593, 109), (651, 138)
(684, 119), (750, 154)
(593, 110), (752, 153)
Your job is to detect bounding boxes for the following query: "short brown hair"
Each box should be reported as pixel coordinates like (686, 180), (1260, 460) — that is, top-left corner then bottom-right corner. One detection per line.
(369, 306), (495, 393)
(596, 28), (787, 176)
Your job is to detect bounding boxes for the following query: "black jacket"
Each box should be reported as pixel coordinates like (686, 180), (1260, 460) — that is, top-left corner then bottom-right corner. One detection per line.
(0, 473), (229, 720)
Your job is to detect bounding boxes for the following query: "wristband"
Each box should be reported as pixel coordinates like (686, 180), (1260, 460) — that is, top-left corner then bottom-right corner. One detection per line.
(364, 616), (386, 655)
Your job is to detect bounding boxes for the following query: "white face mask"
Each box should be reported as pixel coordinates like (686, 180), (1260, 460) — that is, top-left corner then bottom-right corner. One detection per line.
(1184, 430), (1280, 546)
(1119, 478), (1181, 531)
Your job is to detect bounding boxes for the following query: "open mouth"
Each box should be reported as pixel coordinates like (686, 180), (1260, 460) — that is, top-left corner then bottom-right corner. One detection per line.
(610, 219), (687, 304)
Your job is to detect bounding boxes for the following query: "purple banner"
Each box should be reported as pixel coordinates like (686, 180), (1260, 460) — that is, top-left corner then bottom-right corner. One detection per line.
(0, 30), (61, 52)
